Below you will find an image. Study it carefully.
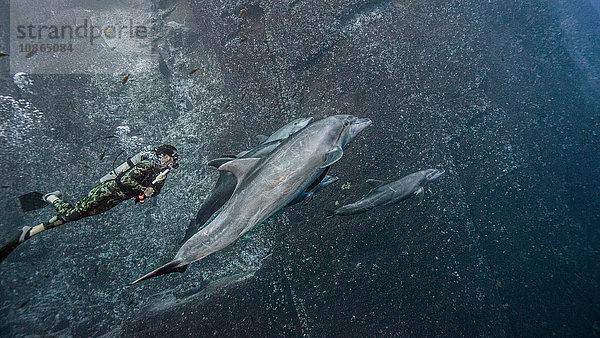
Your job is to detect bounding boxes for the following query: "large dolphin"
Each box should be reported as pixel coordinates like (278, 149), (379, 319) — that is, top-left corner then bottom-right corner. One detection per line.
(179, 117), (312, 244)
(331, 169), (445, 216)
(132, 115), (371, 284)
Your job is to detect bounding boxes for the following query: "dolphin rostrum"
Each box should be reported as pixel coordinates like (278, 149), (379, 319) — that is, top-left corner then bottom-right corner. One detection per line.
(331, 169), (445, 216)
(179, 117), (313, 244)
(132, 115), (371, 284)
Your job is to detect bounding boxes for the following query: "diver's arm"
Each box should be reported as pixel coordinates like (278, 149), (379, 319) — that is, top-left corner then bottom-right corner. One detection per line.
(120, 160), (153, 194)
(150, 179), (164, 196)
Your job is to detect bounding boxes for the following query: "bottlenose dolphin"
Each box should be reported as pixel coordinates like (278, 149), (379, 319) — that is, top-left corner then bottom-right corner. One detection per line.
(332, 169), (445, 216)
(179, 117), (312, 244)
(132, 115), (371, 284)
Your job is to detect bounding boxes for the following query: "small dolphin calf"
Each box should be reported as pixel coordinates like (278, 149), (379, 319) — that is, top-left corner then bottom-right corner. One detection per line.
(179, 117), (312, 244)
(332, 169), (445, 216)
(132, 115), (371, 284)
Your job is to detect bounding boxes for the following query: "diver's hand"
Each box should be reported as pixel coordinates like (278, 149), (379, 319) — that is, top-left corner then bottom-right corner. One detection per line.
(144, 187), (155, 197)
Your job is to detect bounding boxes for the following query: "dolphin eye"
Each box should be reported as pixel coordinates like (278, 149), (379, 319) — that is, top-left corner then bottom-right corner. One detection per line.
(344, 121), (350, 126)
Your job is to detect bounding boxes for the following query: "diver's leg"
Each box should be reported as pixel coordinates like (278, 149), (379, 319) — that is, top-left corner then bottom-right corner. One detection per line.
(51, 196), (81, 221)
(20, 182), (124, 240)
(0, 215), (64, 263)
(42, 190), (62, 203)
(18, 215), (65, 242)
(69, 181), (126, 217)
(46, 182), (117, 222)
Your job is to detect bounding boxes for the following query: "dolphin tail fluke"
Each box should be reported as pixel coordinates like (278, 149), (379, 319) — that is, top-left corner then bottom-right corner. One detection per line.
(130, 260), (188, 285)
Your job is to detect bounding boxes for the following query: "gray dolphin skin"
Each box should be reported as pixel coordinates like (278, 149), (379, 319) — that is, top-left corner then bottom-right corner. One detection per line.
(333, 169), (445, 216)
(286, 175), (339, 207)
(237, 117), (313, 157)
(132, 115), (371, 284)
(179, 117), (313, 244)
(258, 116), (313, 145)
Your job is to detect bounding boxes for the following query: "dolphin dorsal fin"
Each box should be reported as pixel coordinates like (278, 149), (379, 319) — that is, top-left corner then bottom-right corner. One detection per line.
(256, 135), (268, 143)
(320, 145), (344, 168)
(366, 179), (386, 188)
(218, 157), (261, 181)
(207, 157), (235, 168)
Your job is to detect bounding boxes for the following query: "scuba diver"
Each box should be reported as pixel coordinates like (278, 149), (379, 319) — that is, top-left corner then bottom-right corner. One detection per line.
(0, 144), (179, 263)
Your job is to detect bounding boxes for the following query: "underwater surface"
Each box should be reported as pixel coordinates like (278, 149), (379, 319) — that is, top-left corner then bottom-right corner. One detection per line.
(0, 0), (599, 336)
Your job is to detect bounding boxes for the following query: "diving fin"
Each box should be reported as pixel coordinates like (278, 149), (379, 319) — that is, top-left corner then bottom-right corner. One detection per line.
(0, 233), (21, 264)
(130, 260), (188, 285)
(18, 192), (50, 212)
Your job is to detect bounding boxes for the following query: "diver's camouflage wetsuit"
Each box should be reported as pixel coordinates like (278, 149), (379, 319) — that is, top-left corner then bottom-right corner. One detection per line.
(52, 159), (165, 222)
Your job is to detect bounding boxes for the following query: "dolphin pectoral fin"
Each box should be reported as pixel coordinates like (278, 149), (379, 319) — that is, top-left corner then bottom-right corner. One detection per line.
(323, 208), (338, 218)
(301, 192), (315, 206)
(256, 134), (268, 143)
(179, 218), (198, 245)
(218, 158), (261, 182)
(366, 179), (386, 188)
(130, 260), (188, 285)
(320, 146), (344, 168)
(416, 187), (425, 203)
(208, 157), (235, 168)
